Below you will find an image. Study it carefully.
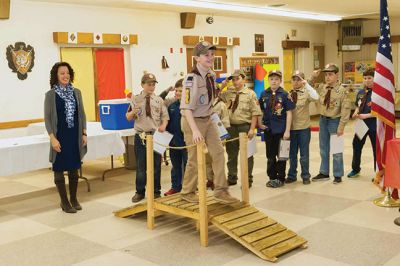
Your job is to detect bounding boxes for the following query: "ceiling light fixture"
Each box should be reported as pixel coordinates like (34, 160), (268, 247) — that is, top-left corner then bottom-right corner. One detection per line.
(134, 0), (341, 21)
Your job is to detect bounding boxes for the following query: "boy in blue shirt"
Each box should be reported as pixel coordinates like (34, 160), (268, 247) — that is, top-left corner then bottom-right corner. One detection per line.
(259, 70), (295, 188)
(159, 79), (187, 195)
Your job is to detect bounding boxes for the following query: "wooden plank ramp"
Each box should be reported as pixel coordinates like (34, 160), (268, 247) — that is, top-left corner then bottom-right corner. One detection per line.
(113, 193), (307, 262)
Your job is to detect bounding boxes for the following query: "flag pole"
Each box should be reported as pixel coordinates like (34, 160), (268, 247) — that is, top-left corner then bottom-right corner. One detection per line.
(373, 188), (400, 207)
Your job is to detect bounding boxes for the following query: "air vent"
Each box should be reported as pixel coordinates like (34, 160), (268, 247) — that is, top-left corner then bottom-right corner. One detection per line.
(338, 19), (363, 51)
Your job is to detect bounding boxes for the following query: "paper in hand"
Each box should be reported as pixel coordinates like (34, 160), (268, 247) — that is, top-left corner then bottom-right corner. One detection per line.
(278, 139), (290, 160)
(354, 119), (369, 140)
(210, 113), (230, 140)
(330, 134), (344, 155)
(247, 137), (257, 158)
(153, 131), (173, 155)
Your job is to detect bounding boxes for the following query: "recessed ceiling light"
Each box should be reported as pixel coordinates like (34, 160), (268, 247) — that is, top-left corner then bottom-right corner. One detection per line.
(268, 4), (287, 8)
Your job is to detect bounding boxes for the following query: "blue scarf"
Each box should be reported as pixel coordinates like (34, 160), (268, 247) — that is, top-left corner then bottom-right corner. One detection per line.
(54, 83), (76, 128)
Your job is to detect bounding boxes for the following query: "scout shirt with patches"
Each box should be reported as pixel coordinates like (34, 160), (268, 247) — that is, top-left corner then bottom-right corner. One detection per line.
(212, 98), (230, 128)
(290, 83), (319, 130)
(315, 82), (351, 132)
(259, 87), (295, 134)
(355, 87), (376, 131)
(180, 66), (216, 118)
(220, 85), (262, 125)
(131, 92), (169, 133)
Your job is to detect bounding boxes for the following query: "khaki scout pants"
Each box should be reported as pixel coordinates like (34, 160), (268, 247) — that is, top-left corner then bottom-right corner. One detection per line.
(181, 116), (228, 194)
(226, 123), (254, 183)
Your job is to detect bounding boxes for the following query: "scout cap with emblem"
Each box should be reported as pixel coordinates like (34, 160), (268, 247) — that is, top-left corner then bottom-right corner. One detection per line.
(228, 69), (246, 80)
(322, 63), (339, 73)
(193, 41), (217, 57)
(141, 73), (158, 84)
(268, 70), (282, 78)
(363, 67), (375, 77)
(291, 70), (305, 79)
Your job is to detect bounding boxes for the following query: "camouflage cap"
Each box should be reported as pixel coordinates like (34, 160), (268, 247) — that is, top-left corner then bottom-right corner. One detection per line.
(141, 73), (158, 84)
(193, 41), (216, 57)
(363, 67), (375, 77)
(322, 63), (339, 73)
(268, 70), (282, 78)
(228, 69), (246, 80)
(291, 70), (305, 79)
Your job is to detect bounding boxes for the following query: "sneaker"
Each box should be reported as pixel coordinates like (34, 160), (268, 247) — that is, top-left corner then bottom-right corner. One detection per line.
(285, 178), (297, 184)
(131, 193), (145, 203)
(181, 193), (199, 203)
(214, 191), (240, 204)
(347, 170), (360, 178)
(311, 173), (330, 182)
(267, 180), (284, 188)
(333, 177), (342, 184)
(206, 180), (215, 190)
(302, 179), (311, 185)
(164, 188), (179, 196)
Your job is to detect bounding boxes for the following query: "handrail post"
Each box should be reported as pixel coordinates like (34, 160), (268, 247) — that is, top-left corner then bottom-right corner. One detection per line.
(146, 134), (155, 230)
(239, 133), (250, 203)
(197, 141), (208, 247)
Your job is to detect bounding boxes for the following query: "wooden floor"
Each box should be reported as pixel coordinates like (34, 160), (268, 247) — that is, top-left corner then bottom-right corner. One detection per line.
(114, 193), (308, 262)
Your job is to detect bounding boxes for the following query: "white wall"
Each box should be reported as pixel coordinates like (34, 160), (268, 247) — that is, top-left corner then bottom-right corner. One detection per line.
(0, 0), (325, 123)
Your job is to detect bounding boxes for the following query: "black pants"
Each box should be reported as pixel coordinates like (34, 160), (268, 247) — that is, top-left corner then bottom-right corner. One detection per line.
(264, 130), (286, 182)
(351, 130), (376, 173)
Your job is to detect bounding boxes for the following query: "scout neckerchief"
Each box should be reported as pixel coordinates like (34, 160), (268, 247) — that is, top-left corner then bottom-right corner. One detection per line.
(145, 94), (152, 118)
(231, 86), (244, 113)
(191, 65), (214, 103)
(359, 87), (371, 112)
(269, 89), (278, 109)
(54, 83), (76, 128)
(290, 88), (302, 104)
(324, 86), (333, 109)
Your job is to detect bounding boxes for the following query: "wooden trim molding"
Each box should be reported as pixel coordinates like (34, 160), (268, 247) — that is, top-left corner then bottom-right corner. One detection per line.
(363, 35), (400, 44)
(281, 40), (310, 49)
(0, 0), (10, 19)
(183, 36), (240, 46)
(0, 119), (44, 129)
(53, 32), (138, 45)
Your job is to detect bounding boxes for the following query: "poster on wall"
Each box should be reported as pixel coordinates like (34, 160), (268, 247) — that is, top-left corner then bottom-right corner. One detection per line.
(344, 62), (355, 83)
(6, 42), (35, 80)
(355, 60), (375, 83)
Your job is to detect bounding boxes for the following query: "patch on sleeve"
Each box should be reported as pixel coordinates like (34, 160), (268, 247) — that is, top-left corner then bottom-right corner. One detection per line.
(185, 88), (190, 104)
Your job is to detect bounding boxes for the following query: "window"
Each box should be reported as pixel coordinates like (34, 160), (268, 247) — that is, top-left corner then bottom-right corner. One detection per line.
(213, 56), (223, 71)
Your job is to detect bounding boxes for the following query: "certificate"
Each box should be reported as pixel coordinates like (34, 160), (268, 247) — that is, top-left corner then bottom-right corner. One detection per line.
(354, 119), (369, 140)
(247, 137), (257, 158)
(330, 134), (344, 155)
(153, 131), (173, 155)
(278, 139), (290, 161)
(210, 113), (230, 140)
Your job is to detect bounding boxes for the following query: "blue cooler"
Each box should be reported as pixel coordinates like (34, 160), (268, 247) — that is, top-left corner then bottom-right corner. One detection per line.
(99, 99), (134, 130)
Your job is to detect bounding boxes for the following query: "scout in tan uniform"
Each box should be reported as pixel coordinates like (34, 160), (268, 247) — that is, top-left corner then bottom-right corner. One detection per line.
(286, 70), (319, 185)
(180, 41), (238, 204)
(126, 73), (169, 202)
(220, 69), (262, 187)
(205, 92), (230, 190)
(309, 64), (351, 184)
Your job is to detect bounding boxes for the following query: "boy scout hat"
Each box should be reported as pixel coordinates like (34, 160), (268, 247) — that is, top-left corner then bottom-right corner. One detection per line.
(193, 41), (217, 57)
(291, 70), (305, 79)
(363, 67), (375, 77)
(322, 63), (339, 73)
(228, 69), (246, 80)
(141, 73), (158, 84)
(268, 70), (282, 78)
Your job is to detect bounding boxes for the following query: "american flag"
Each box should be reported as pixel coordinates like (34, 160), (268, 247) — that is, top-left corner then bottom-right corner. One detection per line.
(371, 0), (397, 196)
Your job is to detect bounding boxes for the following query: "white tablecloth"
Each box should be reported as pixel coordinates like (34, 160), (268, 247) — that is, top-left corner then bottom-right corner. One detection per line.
(0, 123), (129, 176)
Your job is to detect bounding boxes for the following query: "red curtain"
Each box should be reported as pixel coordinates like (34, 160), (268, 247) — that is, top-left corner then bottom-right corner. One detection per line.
(95, 48), (126, 100)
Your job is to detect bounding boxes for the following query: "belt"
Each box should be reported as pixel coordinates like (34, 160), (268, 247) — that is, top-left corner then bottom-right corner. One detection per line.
(194, 116), (210, 119)
(135, 131), (155, 135)
(231, 122), (250, 126)
(321, 115), (338, 120)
